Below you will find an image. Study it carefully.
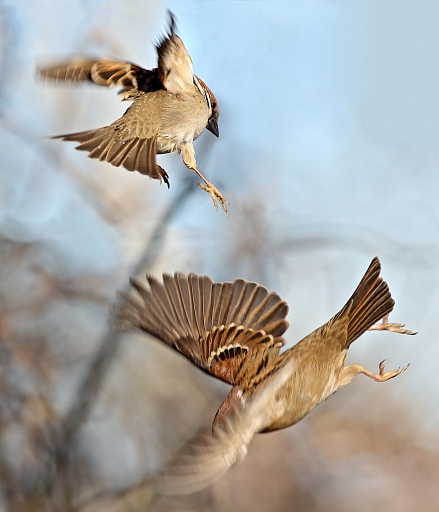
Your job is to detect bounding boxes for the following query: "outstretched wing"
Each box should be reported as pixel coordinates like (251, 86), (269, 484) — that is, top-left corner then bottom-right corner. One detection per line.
(156, 13), (195, 95)
(114, 273), (290, 385)
(38, 13), (196, 98)
(38, 58), (162, 100)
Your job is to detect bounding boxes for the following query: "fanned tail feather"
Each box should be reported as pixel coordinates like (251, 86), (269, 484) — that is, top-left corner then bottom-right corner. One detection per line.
(53, 128), (168, 184)
(337, 257), (395, 348)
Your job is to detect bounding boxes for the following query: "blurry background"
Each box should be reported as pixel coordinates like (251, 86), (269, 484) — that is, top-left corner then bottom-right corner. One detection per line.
(1, 0), (438, 510)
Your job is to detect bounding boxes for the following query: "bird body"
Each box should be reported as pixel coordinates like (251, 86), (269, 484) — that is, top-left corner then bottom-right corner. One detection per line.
(61, 87), (211, 181)
(261, 331), (353, 432)
(38, 13), (227, 212)
(115, 257), (414, 494)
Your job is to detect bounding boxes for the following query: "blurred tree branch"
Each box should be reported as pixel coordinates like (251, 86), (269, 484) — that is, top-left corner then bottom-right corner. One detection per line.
(43, 178), (196, 508)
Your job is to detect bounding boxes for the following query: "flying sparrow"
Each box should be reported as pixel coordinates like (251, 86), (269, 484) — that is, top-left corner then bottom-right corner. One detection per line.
(38, 13), (227, 212)
(114, 257), (414, 494)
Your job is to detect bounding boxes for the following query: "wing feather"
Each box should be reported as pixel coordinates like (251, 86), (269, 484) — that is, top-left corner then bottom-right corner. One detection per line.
(114, 273), (290, 385)
(38, 58), (162, 99)
(156, 14), (195, 94)
(156, 354), (300, 495)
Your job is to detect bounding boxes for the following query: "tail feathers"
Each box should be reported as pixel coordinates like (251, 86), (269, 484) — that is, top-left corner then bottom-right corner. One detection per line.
(53, 128), (169, 184)
(338, 257), (394, 348)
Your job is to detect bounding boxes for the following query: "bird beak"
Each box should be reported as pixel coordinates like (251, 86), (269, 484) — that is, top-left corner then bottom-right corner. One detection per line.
(207, 118), (219, 137)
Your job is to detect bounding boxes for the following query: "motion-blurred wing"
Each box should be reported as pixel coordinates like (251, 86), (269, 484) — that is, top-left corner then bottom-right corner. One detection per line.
(156, 354), (299, 495)
(156, 13), (195, 94)
(38, 58), (162, 100)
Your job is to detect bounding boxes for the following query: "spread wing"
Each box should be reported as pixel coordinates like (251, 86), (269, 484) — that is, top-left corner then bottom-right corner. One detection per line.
(38, 57), (162, 100)
(114, 273), (289, 385)
(37, 12), (195, 98)
(156, 13), (195, 94)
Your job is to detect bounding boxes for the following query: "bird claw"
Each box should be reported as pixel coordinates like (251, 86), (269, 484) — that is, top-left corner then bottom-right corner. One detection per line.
(198, 183), (228, 215)
(360, 360), (410, 382)
(157, 165), (170, 189)
(368, 316), (416, 335)
(378, 359), (410, 380)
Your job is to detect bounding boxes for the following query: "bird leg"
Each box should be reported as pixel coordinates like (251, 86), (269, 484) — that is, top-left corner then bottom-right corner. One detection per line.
(340, 360), (409, 386)
(368, 315), (416, 335)
(181, 144), (228, 214)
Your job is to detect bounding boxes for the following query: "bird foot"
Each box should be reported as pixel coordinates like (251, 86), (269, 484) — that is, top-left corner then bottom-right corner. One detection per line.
(368, 315), (416, 335)
(198, 183), (228, 214)
(157, 165), (170, 189)
(361, 360), (410, 382)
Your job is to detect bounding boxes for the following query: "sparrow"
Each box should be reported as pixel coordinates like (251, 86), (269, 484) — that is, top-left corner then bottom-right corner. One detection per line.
(38, 13), (227, 212)
(114, 257), (414, 494)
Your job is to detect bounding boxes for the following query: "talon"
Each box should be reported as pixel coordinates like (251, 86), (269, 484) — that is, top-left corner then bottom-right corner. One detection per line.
(157, 165), (170, 188)
(359, 360), (410, 382)
(369, 316), (416, 336)
(198, 183), (228, 215)
(377, 360), (410, 381)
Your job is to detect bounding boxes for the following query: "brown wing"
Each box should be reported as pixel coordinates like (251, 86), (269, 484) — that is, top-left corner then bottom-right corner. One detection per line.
(114, 273), (289, 385)
(156, 353), (300, 495)
(38, 58), (162, 100)
(38, 13), (194, 98)
(38, 58), (99, 82)
(156, 13), (195, 95)
(201, 325), (283, 384)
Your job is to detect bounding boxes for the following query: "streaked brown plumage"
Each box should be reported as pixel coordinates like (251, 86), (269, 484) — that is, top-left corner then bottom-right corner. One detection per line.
(38, 13), (227, 212)
(115, 257), (414, 494)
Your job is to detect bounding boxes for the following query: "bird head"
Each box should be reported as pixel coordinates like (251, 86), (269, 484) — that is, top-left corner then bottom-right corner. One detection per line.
(195, 75), (220, 137)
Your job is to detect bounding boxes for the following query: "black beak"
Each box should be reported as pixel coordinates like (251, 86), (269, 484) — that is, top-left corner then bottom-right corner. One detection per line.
(206, 118), (219, 138)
